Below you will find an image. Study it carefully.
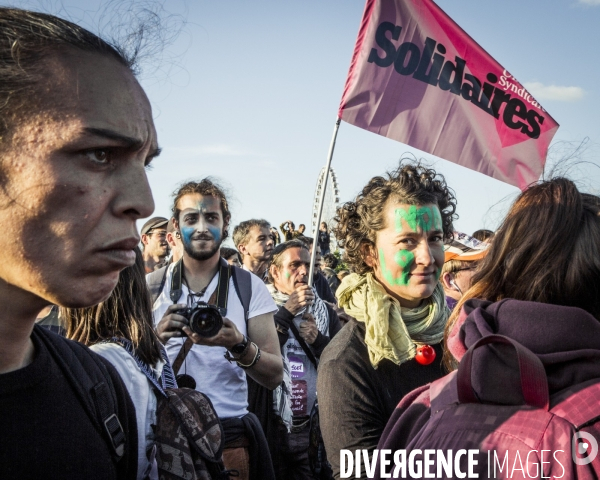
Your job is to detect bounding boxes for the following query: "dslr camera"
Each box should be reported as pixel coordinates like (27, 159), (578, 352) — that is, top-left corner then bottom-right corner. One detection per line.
(174, 302), (224, 337)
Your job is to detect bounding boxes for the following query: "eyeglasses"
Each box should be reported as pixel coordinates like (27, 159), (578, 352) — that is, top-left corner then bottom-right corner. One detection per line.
(453, 266), (477, 273)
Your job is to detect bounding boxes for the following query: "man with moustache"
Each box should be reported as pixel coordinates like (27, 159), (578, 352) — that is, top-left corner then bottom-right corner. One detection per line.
(233, 219), (275, 282)
(152, 179), (283, 480)
(140, 216), (170, 272)
(267, 240), (341, 480)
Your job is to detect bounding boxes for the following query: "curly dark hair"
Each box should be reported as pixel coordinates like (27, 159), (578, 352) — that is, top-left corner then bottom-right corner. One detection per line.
(172, 178), (231, 240)
(333, 161), (457, 275)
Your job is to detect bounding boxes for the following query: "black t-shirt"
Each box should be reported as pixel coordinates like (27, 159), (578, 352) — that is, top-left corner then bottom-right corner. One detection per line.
(0, 331), (122, 479)
(317, 319), (444, 480)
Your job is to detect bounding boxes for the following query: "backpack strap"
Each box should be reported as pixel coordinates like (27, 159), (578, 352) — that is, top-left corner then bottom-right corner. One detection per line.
(457, 334), (549, 410)
(147, 265), (169, 305)
(34, 325), (127, 460)
(169, 259), (184, 304)
(230, 263), (252, 326)
(550, 379), (600, 430)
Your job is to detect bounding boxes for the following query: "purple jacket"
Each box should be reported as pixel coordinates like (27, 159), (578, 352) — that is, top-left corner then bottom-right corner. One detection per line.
(375, 299), (600, 478)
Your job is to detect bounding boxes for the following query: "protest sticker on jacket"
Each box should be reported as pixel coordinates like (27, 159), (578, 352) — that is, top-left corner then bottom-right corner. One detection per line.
(339, 0), (559, 190)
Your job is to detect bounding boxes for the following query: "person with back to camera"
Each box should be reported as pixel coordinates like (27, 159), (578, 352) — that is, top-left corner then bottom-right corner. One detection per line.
(0, 7), (159, 478)
(318, 222), (332, 256)
(61, 247), (176, 480)
(376, 178), (600, 479)
(317, 162), (455, 479)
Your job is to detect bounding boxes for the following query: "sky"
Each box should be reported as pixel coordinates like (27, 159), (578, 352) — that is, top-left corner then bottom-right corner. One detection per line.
(9, 0), (600, 246)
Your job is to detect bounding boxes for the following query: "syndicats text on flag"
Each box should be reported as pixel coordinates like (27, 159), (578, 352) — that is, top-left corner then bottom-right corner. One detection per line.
(339, 0), (559, 189)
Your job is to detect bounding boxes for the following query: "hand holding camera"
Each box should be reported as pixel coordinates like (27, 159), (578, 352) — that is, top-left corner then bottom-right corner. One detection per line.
(182, 316), (243, 350)
(157, 301), (242, 349)
(156, 303), (189, 344)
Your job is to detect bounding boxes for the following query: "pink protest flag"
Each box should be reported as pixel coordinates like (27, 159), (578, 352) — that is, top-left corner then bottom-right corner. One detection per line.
(339, 0), (559, 190)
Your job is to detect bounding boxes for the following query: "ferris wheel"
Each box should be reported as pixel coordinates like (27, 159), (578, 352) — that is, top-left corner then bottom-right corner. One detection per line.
(311, 167), (341, 243)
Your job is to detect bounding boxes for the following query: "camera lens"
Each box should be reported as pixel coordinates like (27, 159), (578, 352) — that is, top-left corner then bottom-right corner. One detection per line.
(189, 306), (223, 337)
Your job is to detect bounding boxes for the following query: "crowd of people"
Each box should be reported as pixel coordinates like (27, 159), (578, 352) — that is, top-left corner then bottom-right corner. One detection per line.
(2, 7), (600, 480)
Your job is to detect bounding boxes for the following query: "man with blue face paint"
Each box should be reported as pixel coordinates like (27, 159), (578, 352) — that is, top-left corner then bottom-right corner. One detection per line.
(151, 179), (283, 480)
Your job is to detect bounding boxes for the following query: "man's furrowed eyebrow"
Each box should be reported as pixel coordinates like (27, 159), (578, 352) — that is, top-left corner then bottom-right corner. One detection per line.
(83, 127), (144, 150)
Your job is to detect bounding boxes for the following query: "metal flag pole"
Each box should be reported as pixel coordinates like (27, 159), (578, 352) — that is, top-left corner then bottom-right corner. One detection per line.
(308, 117), (342, 287)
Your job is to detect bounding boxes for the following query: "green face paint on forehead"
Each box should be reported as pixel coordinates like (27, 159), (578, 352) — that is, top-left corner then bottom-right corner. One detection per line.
(395, 205), (442, 233)
(379, 248), (415, 287)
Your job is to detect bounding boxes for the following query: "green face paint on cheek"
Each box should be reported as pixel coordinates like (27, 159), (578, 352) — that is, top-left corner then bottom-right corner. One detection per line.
(395, 250), (415, 286)
(284, 272), (291, 279)
(379, 248), (415, 286)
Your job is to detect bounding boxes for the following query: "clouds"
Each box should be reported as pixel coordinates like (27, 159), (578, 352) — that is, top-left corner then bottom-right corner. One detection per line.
(523, 82), (585, 102)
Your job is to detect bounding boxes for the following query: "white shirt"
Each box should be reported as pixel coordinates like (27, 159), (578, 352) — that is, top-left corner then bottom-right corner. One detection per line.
(91, 343), (164, 480)
(151, 262), (277, 418)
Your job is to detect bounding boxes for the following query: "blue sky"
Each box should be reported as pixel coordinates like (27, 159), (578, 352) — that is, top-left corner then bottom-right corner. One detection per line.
(10, 0), (600, 245)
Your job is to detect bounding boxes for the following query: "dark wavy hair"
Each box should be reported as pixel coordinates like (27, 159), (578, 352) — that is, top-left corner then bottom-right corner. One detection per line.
(61, 247), (162, 366)
(443, 178), (600, 369)
(334, 161), (457, 275)
(172, 178), (231, 241)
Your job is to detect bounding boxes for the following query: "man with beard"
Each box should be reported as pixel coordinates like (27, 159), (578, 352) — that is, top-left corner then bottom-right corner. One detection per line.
(152, 179), (283, 480)
(140, 216), (169, 273)
(233, 219), (275, 282)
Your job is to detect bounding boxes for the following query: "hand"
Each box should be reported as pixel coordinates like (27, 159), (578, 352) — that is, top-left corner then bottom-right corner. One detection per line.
(156, 304), (189, 344)
(283, 285), (314, 316)
(299, 312), (318, 345)
(182, 317), (244, 350)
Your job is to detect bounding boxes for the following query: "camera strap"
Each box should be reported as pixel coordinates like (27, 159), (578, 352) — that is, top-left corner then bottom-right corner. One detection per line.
(171, 260), (232, 376)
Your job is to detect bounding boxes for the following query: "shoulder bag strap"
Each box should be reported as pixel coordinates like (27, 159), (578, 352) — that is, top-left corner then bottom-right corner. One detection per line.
(288, 320), (319, 369)
(107, 337), (174, 397)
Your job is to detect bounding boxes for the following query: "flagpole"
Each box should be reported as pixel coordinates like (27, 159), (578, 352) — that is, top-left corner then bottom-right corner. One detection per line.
(309, 116), (342, 288)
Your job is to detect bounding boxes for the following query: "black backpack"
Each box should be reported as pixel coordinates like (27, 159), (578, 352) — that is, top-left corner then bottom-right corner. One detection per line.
(33, 325), (137, 479)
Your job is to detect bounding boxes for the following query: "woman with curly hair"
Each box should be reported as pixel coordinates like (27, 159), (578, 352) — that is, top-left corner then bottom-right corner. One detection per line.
(374, 178), (600, 479)
(317, 162), (456, 479)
